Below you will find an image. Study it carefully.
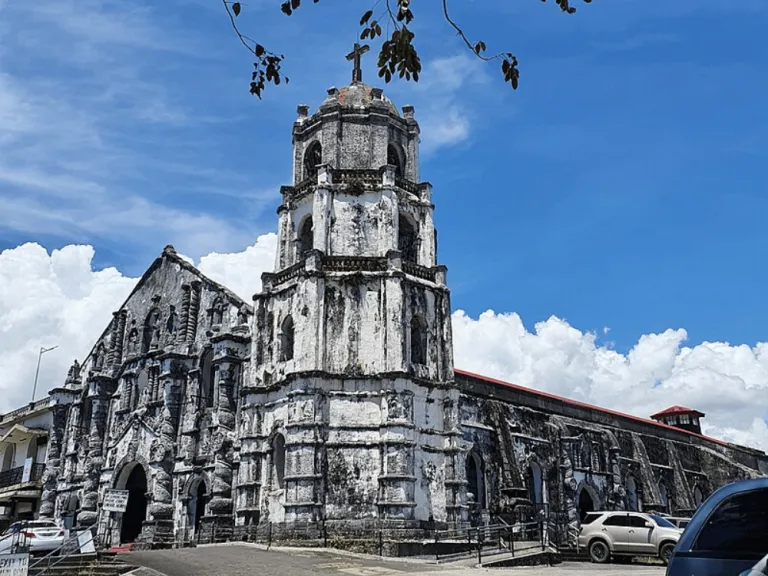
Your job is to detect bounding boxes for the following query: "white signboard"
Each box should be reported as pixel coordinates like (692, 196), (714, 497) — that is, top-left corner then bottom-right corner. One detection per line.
(20, 459), (33, 484)
(0, 553), (29, 576)
(102, 489), (129, 513)
(77, 530), (96, 555)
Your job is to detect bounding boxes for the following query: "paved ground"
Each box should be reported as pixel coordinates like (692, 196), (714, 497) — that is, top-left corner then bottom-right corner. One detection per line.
(126, 543), (666, 576)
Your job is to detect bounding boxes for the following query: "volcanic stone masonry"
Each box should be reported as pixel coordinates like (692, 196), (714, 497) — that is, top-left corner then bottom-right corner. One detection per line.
(37, 61), (768, 552)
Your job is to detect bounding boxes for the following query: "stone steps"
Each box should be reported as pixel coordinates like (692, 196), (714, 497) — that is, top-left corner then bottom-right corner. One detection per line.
(27, 552), (135, 576)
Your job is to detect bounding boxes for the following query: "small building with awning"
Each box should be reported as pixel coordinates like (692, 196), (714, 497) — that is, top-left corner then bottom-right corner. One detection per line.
(0, 398), (52, 528)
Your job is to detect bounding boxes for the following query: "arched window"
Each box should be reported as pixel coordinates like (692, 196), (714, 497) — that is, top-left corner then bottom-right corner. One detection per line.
(658, 482), (669, 513)
(273, 434), (286, 489)
(2, 445), (15, 472)
(200, 348), (215, 408)
(626, 475), (639, 511)
(398, 213), (418, 264)
(298, 216), (313, 257)
(81, 397), (93, 433)
(693, 485), (704, 508)
(280, 316), (295, 362)
(303, 141), (322, 180)
(142, 308), (161, 353)
(387, 143), (404, 178)
(410, 315), (427, 366)
(466, 451), (486, 509)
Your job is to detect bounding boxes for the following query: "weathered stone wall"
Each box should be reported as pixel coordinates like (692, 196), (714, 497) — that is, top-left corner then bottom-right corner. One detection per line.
(45, 246), (251, 546)
(240, 375), (460, 529)
(455, 371), (768, 526)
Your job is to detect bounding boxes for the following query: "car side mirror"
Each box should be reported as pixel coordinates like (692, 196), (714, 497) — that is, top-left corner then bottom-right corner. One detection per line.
(644, 521), (654, 528)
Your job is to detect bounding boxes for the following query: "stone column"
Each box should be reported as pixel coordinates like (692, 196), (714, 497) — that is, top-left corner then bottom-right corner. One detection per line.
(179, 370), (201, 463)
(108, 311), (127, 367)
(39, 404), (70, 519)
(185, 282), (202, 342)
(204, 361), (237, 541)
(180, 285), (191, 342)
(79, 391), (109, 526)
(146, 366), (182, 546)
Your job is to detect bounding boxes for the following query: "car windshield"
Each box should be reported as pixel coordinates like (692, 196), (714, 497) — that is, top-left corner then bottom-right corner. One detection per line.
(650, 514), (677, 528)
(27, 522), (58, 529)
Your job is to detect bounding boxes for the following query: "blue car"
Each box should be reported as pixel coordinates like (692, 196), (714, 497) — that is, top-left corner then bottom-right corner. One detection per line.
(666, 477), (768, 576)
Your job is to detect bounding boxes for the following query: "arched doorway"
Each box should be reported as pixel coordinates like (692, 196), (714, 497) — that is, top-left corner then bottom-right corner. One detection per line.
(577, 486), (598, 522)
(189, 478), (208, 536)
(528, 462), (545, 506)
(626, 475), (639, 511)
(119, 465), (148, 544)
(466, 451), (486, 510)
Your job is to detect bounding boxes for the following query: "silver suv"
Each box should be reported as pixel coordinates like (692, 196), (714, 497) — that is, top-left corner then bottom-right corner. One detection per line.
(577, 511), (683, 565)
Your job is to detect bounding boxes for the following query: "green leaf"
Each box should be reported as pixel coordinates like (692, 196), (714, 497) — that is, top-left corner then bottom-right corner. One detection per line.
(232, 2), (241, 16)
(360, 10), (373, 25)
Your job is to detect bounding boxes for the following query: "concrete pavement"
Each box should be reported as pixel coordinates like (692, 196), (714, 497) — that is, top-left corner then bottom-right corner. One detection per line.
(126, 543), (666, 576)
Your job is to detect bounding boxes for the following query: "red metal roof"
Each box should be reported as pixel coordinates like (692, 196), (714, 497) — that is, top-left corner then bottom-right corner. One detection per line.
(453, 369), (726, 447)
(650, 405), (706, 420)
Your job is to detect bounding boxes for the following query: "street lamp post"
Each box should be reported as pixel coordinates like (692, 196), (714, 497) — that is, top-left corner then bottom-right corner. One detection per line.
(32, 345), (58, 402)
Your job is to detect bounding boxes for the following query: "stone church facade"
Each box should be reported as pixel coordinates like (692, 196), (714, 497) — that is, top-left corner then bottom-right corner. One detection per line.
(36, 66), (768, 549)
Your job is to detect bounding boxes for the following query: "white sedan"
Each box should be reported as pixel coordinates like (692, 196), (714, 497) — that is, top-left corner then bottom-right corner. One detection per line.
(0, 520), (66, 554)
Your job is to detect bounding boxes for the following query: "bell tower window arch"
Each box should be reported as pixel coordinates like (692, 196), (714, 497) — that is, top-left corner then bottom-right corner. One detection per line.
(303, 141), (322, 181)
(280, 315), (295, 362)
(387, 143), (404, 178)
(398, 213), (418, 264)
(410, 314), (427, 366)
(298, 215), (313, 257)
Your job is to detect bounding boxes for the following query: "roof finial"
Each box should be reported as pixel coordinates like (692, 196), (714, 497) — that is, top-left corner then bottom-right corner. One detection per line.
(346, 43), (370, 84)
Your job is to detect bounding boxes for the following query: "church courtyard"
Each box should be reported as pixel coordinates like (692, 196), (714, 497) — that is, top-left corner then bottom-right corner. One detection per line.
(125, 544), (665, 576)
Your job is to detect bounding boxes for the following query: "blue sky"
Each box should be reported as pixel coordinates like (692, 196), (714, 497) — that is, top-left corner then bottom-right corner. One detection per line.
(1, 0), (767, 354)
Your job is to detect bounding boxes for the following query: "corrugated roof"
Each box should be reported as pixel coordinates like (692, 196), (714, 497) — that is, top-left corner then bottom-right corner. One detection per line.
(650, 405), (706, 419)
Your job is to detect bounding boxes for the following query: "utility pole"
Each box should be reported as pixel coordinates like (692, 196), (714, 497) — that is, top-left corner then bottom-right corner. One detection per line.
(32, 345), (58, 402)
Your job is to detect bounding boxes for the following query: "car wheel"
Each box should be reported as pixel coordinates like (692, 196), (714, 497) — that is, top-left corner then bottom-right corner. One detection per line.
(589, 540), (610, 564)
(659, 542), (675, 566)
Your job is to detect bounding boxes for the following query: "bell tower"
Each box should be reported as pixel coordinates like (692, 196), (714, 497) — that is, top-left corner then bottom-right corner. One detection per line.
(257, 44), (451, 384)
(244, 45), (462, 533)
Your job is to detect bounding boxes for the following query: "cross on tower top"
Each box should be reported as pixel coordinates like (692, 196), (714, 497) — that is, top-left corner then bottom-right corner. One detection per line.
(346, 43), (370, 84)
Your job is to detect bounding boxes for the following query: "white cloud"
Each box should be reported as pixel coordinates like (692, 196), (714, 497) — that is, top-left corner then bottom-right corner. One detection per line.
(400, 54), (490, 154)
(0, 0), (263, 259)
(3, 239), (768, 452)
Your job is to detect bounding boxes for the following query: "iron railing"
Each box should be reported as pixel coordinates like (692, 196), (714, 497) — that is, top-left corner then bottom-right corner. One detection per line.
(433, 519), (547, 564)
(0, 464), (45, 489)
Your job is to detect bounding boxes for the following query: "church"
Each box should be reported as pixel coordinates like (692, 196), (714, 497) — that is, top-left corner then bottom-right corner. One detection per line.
(36, 47), (768, 550)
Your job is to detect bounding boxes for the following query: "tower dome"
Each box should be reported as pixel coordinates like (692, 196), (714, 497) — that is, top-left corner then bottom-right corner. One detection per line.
(319, 82), (400, 117)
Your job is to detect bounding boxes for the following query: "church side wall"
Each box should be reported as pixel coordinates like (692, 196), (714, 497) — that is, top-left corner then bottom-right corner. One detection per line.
(457, 376), (766, 527)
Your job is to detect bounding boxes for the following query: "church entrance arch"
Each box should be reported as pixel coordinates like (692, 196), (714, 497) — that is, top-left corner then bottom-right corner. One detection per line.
(577, 485), (599, 523)
(115, 463), (148, 544)
(187, 476), (209, 538)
